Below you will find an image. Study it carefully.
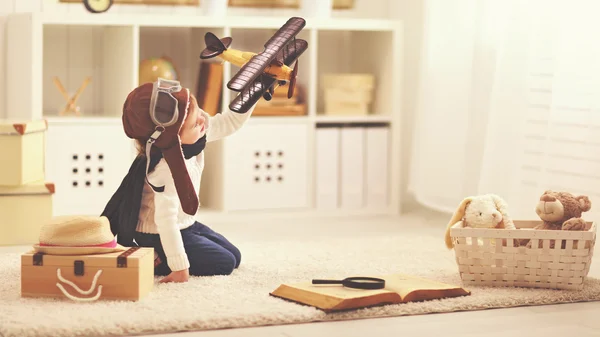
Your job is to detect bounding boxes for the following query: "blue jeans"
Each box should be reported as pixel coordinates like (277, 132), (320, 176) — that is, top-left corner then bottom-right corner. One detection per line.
(134, 221), (241, 276)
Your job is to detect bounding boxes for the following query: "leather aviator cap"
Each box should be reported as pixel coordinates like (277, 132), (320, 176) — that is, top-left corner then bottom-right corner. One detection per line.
(121, 82), (199, 215)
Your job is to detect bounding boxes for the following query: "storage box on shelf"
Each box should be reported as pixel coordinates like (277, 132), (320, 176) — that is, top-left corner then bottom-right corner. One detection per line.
(0, 119), (54, 246)
(0, 182), (55, 246)
(0, 120), (47, 186)
(322, 73), (375, 115)
(449, 220), (597, 290)
(5, 12), (403, 217)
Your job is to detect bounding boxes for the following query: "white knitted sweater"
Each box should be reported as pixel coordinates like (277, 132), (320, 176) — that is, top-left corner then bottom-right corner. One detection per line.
(136, 105), (255, 271)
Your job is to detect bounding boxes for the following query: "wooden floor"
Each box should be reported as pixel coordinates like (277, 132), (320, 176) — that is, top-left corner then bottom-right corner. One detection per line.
(3, 208), (599, 337)
(150, 302), (600, 337)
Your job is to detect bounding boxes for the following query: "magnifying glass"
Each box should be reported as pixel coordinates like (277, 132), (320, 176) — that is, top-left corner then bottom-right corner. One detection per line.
(312, 277), (386, 290)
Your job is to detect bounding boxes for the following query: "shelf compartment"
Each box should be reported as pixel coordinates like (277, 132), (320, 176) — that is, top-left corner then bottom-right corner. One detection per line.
(139, 25), (227, 114)
(42, 24), (137, 118)
(226, 26), (312, 116)
(316, 29), (394, 118)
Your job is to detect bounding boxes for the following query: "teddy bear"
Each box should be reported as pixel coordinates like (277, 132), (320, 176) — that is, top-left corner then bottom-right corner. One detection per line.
(444, 194), (516, 249)
(524, 190), (592, 248)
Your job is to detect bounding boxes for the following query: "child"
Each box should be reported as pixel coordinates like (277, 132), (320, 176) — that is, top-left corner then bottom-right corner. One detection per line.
(102, 78), (256, 283)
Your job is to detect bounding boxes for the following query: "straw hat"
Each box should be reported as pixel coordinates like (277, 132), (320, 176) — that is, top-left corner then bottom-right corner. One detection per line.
(33, 215), (127, 255)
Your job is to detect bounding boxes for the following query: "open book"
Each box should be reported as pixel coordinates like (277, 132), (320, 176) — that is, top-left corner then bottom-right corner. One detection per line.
(270, 274), (470, 312)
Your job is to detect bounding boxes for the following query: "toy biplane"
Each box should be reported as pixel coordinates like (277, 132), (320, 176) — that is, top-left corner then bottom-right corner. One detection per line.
(199, 17), (309, 113)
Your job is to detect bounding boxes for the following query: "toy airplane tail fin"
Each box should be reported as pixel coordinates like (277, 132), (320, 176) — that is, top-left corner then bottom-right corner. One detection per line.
(200, 32), (232, 60)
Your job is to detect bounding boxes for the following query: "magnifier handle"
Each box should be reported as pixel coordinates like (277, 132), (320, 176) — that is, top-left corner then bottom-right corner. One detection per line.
(312, 279), (342, 285)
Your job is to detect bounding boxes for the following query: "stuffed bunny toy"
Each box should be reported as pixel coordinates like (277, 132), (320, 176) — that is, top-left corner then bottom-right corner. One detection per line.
(444, 194), (516, 249)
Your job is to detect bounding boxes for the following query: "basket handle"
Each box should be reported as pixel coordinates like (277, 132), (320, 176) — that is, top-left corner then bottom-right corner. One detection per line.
(55, 268), (104, 302)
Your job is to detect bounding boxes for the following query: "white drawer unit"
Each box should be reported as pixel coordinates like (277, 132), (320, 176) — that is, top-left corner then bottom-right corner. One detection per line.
(221, 122), (310, 211)
(45, 119), (136, 216)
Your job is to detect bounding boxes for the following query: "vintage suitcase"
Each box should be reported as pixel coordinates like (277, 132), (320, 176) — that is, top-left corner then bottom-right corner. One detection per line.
(21, 247), (155, 301)
(0, 119), (47, 186)
(0, 181), (54, 245)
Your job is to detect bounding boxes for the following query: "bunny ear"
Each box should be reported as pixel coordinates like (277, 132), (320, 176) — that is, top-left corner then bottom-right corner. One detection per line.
(445, 196), (473, 249)
(489, 194), (508, 213)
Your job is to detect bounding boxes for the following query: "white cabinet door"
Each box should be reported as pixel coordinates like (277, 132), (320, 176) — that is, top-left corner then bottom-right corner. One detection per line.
(221, 122), (310, 211)
(45, 120), (136, 216)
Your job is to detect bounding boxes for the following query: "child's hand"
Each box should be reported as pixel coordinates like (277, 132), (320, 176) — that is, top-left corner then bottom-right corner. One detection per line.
(160, 269), (190, 283)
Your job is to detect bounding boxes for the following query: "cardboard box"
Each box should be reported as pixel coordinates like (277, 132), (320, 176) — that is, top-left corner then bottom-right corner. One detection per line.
(0, 181), (54, 246)
(0, 119), (47, 186)
(21, 247), (155, 301)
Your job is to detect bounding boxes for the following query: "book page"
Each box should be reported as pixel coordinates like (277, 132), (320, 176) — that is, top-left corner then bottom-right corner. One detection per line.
(280, 274), (466, 301)
(382, 274), (467, 300)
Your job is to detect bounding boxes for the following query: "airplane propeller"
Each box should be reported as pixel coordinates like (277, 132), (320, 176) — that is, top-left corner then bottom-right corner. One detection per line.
(200, 32), (232, 60)
(288, 60), (299, 99)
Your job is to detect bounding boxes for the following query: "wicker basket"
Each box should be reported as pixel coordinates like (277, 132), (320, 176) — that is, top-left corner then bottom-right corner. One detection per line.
(449, 220), (597, 290)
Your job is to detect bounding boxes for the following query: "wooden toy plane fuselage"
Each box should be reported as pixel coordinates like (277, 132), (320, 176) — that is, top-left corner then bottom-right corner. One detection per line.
(200, 17), (308, 113)
(219, 49), (294, 83)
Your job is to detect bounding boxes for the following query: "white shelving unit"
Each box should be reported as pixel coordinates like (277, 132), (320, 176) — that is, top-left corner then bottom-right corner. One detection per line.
(5, 11), (403, 218)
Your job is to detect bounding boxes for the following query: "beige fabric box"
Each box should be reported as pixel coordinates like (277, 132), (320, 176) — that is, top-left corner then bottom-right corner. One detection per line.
(21, 247), (155, 301)
(0, 181), (54, 246)
(0, 119), (47, 186)
(321, 74), (375, 115)
(324, 87), (373, 115)
(322, 74), (375, 91)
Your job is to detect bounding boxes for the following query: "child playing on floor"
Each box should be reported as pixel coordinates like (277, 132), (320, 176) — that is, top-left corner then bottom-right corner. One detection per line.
(102, 78), (256, 283)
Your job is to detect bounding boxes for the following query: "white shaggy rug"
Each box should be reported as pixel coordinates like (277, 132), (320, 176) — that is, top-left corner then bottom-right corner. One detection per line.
(1, 222), (600, 337)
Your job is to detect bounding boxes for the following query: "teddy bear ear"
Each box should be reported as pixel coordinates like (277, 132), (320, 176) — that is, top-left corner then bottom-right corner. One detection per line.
(577, 195), (592, 212)
(544, 190), (553, 194)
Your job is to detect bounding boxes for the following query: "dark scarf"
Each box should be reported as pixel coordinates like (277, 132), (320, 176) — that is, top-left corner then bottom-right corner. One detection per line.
(101, 135), (206, 246)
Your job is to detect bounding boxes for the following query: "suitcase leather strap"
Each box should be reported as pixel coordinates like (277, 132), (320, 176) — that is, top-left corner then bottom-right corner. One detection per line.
(31, 247), (140, 269)
(117, 247), (140, 268)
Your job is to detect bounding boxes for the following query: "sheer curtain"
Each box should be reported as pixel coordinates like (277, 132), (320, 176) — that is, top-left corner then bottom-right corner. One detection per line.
(408, 0), (600, 221)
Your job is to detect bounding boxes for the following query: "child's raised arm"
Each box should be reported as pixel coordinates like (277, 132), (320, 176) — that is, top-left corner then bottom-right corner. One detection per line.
(203, 102), (257, 143)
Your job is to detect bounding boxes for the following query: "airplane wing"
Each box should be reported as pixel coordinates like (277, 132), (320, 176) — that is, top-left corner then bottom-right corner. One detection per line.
(264, 17), (306, 51)
(227, 17), (307, 92)
(276, 38), (309, 67)
(227, 54), (273, 92)
(229, 75), (277, 113)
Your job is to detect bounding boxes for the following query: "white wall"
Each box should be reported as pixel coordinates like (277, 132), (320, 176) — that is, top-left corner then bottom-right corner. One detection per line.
(388, 0), (425, 211)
